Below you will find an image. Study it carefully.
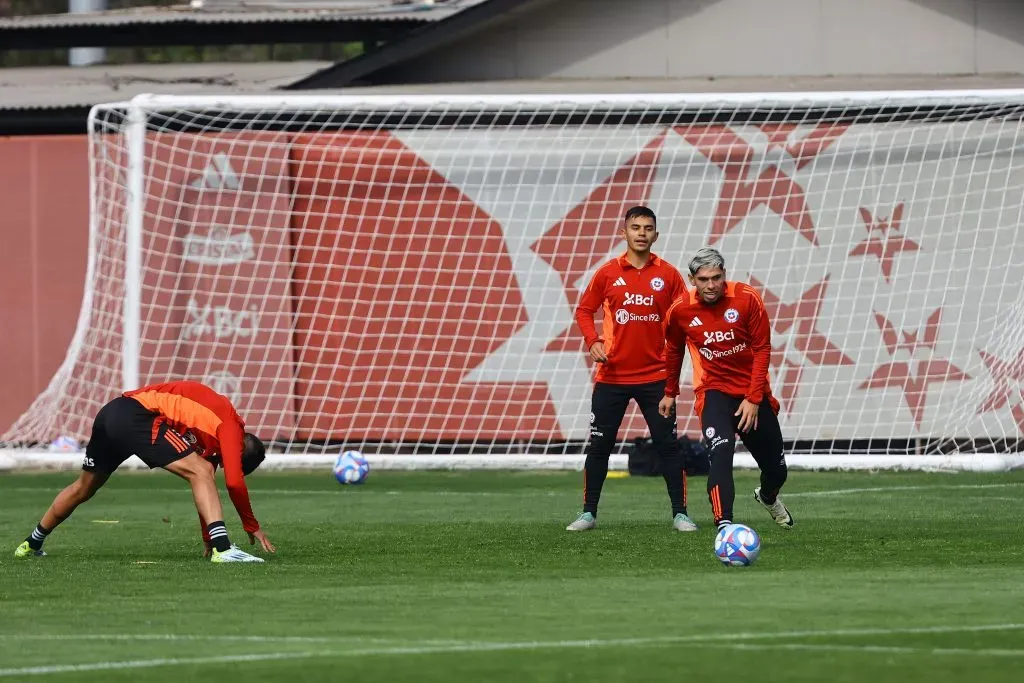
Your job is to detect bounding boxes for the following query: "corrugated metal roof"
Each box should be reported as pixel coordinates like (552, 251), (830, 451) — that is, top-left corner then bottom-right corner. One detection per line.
(0, 1), (470, 29)
(0, 61), (332, 110)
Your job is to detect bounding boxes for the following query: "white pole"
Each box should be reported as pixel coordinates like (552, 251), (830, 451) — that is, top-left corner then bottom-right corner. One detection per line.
(122, 105), (145, 391)
(68, 0), (106, 67)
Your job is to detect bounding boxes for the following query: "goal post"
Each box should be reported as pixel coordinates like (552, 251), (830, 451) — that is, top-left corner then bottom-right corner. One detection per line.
(4, 90), (1024, 471)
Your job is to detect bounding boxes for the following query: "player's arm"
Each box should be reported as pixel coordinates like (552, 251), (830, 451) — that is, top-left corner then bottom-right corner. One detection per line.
(736, 288), (773, 431)
(574, 270), (608, 362)
(669, 267), (688, 301)
(745, 289), (772, 404)
(216, 420), (261, 534)
(659, 303), (687, 417)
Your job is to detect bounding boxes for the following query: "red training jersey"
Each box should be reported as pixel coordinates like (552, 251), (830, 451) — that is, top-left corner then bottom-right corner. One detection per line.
(124, 380), (260, 533)
(664, 281), (780, 417)
(575, 253), (687, 385)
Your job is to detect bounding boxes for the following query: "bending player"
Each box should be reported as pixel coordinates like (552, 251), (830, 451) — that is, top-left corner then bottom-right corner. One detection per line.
(567, 206), (696, 532)
(659, 247), (794, 531)
(14, 380), (275, 562)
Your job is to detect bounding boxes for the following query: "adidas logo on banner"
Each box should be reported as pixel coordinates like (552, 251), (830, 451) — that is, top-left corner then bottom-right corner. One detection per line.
(612, 277), (627, 287)
(688, 317), (703, 327)
(190, 153), (240, 190)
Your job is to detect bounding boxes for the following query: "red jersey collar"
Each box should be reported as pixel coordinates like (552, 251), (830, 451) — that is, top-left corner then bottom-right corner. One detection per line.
(617, 251), (661, 270)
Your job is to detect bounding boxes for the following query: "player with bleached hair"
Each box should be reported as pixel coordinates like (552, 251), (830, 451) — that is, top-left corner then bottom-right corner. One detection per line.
(660, 247), (794, 532)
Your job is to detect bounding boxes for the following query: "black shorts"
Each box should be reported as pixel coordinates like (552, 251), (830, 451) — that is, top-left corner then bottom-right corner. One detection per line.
(83, 396), (195, 474)
(699, 390), (784, 465)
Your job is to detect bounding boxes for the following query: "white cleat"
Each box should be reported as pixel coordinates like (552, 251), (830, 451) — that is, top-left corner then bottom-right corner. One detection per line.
(210, 544), (265, 563)
(565, 512), (596, 531)
(754, 487), (794, 529)
(672, 513), (699, 532)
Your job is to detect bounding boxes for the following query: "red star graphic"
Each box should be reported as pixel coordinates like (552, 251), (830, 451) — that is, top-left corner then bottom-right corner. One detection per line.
(976, 348), (1024, 433)
(676, 122), (847, 245)
(848, 204), (919, 283)
(749, 276), (854, 412)
(858, 309), (971, 429)
(531, 131), (668, 354)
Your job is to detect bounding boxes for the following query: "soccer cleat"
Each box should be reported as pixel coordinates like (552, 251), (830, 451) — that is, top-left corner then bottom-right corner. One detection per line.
(672, 513), (698, 532)
(565, 512), (596, 532)
(210, 545), (265, 563)
(14, 541), (46, 558)
(754, 487), (794, 529)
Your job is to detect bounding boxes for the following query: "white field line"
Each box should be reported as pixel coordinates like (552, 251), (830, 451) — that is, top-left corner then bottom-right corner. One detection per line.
(702, 642), (1024, 657)
(1, 623), (1023, 677)
(785, 482), (1024, 498)
(0, 652), (321, 677)
(6, 482), (1024, 498)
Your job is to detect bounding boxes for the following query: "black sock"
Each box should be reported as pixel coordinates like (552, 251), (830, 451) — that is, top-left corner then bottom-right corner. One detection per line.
(759, 488), (778, 505)
(26, 523), (50, 550)
(661, 460), (687, 516)
(582, 454), (610, 516)
(206, 521), (231, 552)
(717, 519), (732, 532)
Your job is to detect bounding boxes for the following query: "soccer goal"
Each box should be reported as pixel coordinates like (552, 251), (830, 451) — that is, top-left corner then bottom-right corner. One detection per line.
(3, 91), (1024, 472)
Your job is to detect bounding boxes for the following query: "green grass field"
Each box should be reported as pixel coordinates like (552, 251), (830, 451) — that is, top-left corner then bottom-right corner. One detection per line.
(1, 468), (1023, 682)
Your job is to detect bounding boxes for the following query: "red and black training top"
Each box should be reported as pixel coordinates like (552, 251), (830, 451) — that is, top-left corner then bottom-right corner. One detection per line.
(575, 253), (687, 385)
(124, 380), (259, 533)
(664, 281), (780, 417)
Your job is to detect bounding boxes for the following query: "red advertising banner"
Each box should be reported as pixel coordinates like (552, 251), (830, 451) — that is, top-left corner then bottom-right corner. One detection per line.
(140, 134), (296, 436)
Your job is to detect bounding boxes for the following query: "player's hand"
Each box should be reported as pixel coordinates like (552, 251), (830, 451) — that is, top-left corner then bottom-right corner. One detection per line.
(735, 399), (759, 432)
(589, 342), (608, 363)
(658, 395), (676, 418)
(249, 529), (276, 554)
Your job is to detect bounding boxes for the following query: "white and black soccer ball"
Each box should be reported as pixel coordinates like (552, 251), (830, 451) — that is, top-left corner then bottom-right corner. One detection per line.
(333, 450), (370, 485)
(714, 523), (761, 566)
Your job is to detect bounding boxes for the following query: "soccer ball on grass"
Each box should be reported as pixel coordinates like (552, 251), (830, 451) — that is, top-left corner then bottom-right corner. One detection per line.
(714, 523), (761, 566)
(333, 450), (370, 485)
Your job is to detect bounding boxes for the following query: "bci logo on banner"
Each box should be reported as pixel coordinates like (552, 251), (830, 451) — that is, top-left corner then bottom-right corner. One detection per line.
(183, 298), (260, 340)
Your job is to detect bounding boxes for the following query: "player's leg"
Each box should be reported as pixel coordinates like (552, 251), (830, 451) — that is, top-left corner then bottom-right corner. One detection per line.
(15, 470), (110, 558)
(153, 428), (262, 562)
(739, 400), (793, 529)
(15, 400), (123, 557)
(701, 390), (742, 531)
(634, 381), (695, 530)
(567, 382), (630, 530)
(162, 453), (233, 550)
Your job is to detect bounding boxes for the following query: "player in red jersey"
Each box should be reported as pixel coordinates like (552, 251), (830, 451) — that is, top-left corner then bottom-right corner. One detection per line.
(14, 380), (275, 562)
(566, 206), (697, 532)
(659, 247), (794, 532)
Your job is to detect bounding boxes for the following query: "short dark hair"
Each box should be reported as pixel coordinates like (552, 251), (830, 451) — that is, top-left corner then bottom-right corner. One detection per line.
(242, 432), (266, 476)
(624, 205), (656, 227)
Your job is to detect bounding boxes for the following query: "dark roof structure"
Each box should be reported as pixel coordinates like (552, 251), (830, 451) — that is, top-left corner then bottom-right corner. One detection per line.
(0, 0), (469, 49)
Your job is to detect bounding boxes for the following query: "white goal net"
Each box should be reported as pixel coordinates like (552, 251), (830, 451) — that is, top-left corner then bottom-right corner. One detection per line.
(4, 91), (1024, 470)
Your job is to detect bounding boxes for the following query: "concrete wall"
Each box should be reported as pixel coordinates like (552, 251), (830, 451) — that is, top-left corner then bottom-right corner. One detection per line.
(381, 0), (1024, 82)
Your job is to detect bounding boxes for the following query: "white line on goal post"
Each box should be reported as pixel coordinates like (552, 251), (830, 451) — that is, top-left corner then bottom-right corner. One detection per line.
(131, 89), (1024, 112)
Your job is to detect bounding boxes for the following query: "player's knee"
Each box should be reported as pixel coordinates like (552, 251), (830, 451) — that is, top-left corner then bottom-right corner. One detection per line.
(775, 456), (789, 485)
(585, 428), (616, 457)
(174, 455), (213, 482)
(705, 433), (735, 458)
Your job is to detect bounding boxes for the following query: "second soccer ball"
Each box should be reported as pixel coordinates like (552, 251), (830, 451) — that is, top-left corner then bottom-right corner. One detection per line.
(334, 450), (370, 485)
